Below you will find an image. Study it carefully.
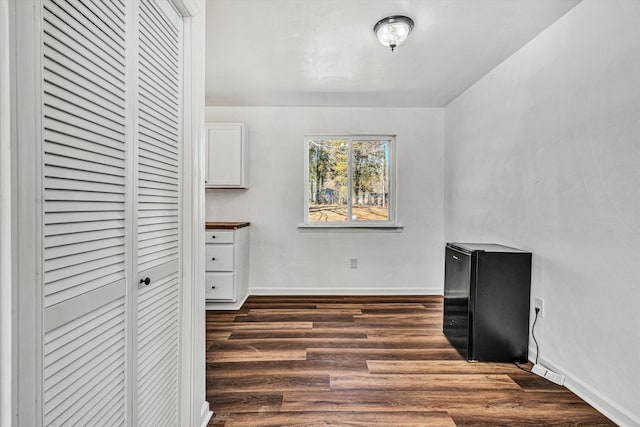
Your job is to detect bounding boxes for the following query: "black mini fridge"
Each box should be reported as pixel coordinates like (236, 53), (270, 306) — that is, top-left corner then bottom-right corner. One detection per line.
(443, 243), (532, 362)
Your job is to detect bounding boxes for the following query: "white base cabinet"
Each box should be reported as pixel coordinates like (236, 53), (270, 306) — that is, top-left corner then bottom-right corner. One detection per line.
(205, 223), (250, 310)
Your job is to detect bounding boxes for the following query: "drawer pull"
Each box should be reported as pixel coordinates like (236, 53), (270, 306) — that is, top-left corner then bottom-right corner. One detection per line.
(140, 277), (151, 286)
(211, 285), (216, 289)
(452, 255), (458, 260)
(211, 235), (216, 239)
(211, 257), (216, 261)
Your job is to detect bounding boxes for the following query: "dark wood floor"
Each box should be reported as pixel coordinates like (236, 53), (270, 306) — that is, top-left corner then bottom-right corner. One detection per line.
(206, 296), (614, 426)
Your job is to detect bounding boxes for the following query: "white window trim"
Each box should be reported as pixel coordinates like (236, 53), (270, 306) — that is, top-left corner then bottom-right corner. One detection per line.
(303, 134), (399, 228)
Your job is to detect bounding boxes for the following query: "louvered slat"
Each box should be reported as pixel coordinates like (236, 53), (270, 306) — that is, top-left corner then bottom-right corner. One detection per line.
(45, 210), (125, 225)
(45, 154), (124, 178)
(138, 305), (178, 347)
(44, 130), (125, 161)
(45, 226), (124, 246)
(44, 66), (125, 117)
(82, 0), (125, 30)
(138, 34), (179, 79)
(44, 103), (125, 139)
(138, 222), (179, 237)
(43, 297), (126, 426)
(138, 180), (179, 193)
(43, 10), (124, 84)
(139, 0), (179, 50)
(63, 367), (124, 425)
(87, 0), (126, 26)
(139, 2), (179, 55)
(46, 245), (124, 273)
(83, 384), (124, 426)
(45, 219), (124, 239)
(45, 189), (125, 203)
(138, 162), (179, 179)
(139, 150), (178, 171)
(139, 93), (179, 127)
(47, 348), (125, 423)
(137, 271), (179, 426)
(138, 228), (178, 242)
(139, 108), (179, 138)
(44, 120), (126, 156)
(138, 188), (179, 200)
(139, 123), (180, 153)
(46, 178), (124, 195)
(45, 0), (125, 63)
(45, 105), (125, 142)
(44, 76), (125, 122)
(138, 216), (178, 226)
(138, 174), (178, 189)
(139, 234), (179, 251)
(138, 69), (178, 108)
(45, 166), (125, 187)
(139, 80), (180, 123)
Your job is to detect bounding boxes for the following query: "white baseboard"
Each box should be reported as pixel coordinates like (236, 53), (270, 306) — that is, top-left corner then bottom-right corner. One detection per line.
(205, 293), (249, 311)
(248, 286), (443, 296)
(200, 401), (212, 427)
(529, 348), (640, 427)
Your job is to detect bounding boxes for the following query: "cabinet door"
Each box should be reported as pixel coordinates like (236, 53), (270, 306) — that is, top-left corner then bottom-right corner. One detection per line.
(206, 123), (247, 188)
(136, 0), (183, 425)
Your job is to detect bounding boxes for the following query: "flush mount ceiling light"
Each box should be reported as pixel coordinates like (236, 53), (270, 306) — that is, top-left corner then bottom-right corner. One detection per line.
(373, 15), (414, 52)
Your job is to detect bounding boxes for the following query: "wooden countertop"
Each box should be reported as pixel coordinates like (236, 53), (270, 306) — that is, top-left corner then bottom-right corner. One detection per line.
(205, 221), (250, 230)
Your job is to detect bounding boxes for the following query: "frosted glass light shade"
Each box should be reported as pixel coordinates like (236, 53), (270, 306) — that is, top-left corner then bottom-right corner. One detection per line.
(373, 15), (414, 51)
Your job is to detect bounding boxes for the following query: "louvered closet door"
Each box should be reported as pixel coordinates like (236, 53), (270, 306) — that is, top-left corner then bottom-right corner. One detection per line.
(41, 0), (128, 425)
(136, 0), (183, 425)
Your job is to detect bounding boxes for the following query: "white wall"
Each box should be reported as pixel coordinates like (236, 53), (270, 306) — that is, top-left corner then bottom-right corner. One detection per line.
(205, 107), (444, 295)
(445, 1), (640, 425)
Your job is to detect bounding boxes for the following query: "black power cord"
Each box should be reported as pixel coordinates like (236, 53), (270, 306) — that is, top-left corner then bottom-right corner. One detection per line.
(514, 307), (541, 372)
(532, 307), (540, 364)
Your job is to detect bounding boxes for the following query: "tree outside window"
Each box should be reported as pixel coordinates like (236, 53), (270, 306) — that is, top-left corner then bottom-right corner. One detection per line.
(305, 136), (395, 226)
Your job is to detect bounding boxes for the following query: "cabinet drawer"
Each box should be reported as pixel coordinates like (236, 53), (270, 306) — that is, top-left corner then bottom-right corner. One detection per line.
(206, 245), (234, 271)
(205, 273), (235, 300)
(205, 230), (234, 244)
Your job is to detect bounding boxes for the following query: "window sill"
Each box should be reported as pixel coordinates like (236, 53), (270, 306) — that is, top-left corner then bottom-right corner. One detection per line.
(298, 224), (403, 231)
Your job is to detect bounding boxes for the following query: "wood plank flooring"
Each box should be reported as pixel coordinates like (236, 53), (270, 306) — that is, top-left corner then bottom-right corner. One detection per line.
(206, 296), (614, 426)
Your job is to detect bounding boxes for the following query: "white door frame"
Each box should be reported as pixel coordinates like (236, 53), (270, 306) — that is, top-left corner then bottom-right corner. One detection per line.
(172, 0), (212, 425)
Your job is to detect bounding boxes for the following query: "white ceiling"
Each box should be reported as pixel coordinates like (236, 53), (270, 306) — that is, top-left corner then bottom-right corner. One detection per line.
(205, 0), (581, 107)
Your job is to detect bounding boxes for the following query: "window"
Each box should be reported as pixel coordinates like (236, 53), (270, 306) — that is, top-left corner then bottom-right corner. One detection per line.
(304, 135), (396, 227)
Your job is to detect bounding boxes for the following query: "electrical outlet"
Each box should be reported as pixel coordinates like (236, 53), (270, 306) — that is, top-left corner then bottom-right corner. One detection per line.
(350, 258), (358, 269)
(534, 297), (544, 318)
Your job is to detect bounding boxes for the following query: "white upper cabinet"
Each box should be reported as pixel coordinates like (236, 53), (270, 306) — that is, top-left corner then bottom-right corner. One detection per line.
(205, 123), (248, 188)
